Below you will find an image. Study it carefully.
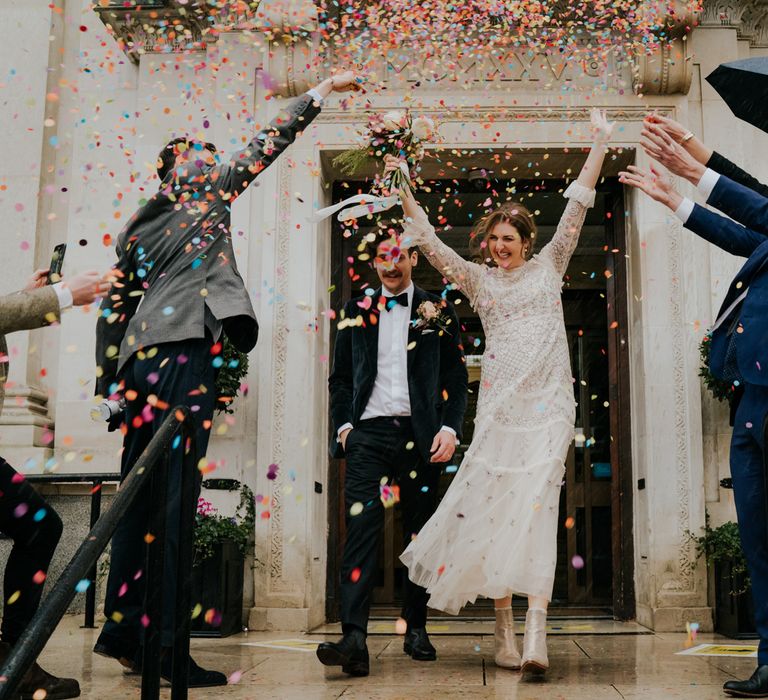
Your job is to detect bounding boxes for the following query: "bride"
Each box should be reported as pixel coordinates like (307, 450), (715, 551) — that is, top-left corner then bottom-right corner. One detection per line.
(390, 108), (613, 674)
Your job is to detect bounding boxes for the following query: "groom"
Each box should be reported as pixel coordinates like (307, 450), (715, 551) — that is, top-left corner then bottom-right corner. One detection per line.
(318, 233), (468, 676)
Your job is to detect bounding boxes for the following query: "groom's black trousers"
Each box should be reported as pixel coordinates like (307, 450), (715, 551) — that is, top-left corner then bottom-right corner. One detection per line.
(340, 416), (441, 634)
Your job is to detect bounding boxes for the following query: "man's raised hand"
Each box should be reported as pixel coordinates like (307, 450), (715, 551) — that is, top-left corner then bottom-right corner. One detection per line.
(63, 271), (111, 306)
(619, 165), (682, 211)
(314, 71), (366, 99)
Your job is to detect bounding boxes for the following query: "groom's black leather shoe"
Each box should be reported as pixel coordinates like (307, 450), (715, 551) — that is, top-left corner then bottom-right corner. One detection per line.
(403, 627), (437, 661)
(316, 629), (369, 676)
(724, 665), (768, 697)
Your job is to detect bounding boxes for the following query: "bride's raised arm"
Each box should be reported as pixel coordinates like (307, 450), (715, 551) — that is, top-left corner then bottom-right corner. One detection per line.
(540, 108), (614, 277)
(389, 164), (484, 306)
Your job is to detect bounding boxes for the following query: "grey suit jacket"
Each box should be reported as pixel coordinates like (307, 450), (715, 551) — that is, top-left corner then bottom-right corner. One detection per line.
(95, 93), (322, 398)
(0, 286), (60, 416)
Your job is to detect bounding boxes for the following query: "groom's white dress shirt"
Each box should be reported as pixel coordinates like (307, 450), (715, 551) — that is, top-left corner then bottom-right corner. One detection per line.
(361, 283), (414, 421)
(337, 283), (456, 441)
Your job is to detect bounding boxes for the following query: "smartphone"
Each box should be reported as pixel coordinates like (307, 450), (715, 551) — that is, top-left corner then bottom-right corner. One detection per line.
(46, 244), (67, 284)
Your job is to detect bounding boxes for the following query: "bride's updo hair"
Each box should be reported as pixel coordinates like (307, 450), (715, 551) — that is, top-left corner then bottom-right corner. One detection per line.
(471, 202), (537, 266)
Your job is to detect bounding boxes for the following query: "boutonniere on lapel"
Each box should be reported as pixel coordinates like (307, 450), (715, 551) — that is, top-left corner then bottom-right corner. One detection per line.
(412, 300), (450, 333)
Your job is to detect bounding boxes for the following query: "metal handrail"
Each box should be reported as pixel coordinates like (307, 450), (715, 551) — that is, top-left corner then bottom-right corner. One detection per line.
(0, 406), (199, 700)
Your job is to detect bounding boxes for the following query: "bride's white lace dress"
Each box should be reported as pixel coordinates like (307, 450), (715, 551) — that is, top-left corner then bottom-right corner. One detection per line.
(400, 182), (596, 613)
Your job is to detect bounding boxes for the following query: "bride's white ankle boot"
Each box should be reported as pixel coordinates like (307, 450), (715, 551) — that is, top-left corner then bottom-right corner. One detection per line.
(521, 608), (548, 674)
(493, 607), (521, 669)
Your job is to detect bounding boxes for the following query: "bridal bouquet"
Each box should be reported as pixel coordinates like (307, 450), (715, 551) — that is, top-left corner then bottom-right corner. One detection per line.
(309, 110), (437, 223)
(334, 109), (436, 191)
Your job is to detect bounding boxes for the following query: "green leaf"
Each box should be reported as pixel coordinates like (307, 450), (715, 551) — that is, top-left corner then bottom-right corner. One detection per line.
(214, 337), (249, 414)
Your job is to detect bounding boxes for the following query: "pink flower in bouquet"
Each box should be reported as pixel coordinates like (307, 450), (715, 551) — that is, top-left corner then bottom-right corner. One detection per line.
(411, 116), (435, 140)
(368, 113), (386, 134)
(417, 300), (440, 322)
(382, 110), (408, 131)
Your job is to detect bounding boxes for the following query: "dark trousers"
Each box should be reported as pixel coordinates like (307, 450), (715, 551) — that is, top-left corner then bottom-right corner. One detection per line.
(99, 338), (216, 652)
(731, 382), (768, 665)
(0, 456), (63, 645)
(340, 416), (440, 634)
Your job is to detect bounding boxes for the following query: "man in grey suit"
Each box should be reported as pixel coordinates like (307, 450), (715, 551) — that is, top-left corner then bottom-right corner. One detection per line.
(93, 71), (363, 687)
(0, 267), (107, 699)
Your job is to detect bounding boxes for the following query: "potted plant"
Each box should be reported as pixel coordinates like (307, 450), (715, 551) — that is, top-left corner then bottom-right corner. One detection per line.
(190, 482), (255, 637)
(214, 337), (249, 414)
(690, 518), (755, 639)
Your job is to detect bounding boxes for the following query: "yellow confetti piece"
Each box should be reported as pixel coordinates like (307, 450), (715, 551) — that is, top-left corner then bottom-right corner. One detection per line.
(7, 591), (20, 605)
(350, 502), (363, 516)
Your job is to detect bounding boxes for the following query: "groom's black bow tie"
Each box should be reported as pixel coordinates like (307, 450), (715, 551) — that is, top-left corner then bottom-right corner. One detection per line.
(383, 292), (409, 311)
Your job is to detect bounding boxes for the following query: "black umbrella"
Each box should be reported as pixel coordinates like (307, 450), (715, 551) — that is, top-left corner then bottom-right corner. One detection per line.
(706, 57), (768, 133)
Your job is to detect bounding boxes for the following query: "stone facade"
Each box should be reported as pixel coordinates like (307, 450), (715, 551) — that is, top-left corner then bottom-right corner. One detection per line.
(2, 0), (768, 631)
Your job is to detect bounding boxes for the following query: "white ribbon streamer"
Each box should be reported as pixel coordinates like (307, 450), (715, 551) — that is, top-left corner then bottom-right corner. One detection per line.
(307, 194), (401, 223)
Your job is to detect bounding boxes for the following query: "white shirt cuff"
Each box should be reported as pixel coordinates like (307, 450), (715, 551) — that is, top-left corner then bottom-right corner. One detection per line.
(674, 197), (695, 224)
(337, 422), (353, 441)
(52, 282), (73, 311)
(306, 88), (325, 106)
(697, 168), (720, 199)
(440, 425), (459, 444)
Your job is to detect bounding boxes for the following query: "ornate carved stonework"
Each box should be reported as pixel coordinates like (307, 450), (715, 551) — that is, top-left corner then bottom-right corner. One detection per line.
(664, 216), (696, 592)
(701, 0), (768, 47)
(93, 0), (322, 90)
(265, 159), (296, 595)
(632, 38), (693, 95)
(93, 1), (210, 62)
(345, 48), (616, 86)
(316, 105), (673, 125)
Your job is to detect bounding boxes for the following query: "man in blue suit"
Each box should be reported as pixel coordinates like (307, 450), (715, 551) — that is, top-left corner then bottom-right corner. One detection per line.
(620, 129), (768, 698)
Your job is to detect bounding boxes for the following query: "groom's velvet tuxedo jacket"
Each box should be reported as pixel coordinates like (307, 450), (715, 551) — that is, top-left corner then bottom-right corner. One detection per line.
(686, 169), (768, 387)
(328, 285), (468, 462)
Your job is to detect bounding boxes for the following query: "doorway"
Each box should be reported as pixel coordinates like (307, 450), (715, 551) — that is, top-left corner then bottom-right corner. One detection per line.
(325, 171), (634, 620)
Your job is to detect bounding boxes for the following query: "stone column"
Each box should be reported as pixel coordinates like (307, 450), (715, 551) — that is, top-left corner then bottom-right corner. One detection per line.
(240, 31), (331, 631)
(0, 0), (69, 467)
(627, 133), (715, 630)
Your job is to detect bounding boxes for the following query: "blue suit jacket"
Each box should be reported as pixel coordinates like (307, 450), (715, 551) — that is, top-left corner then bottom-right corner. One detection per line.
(686, 175), (768, 386)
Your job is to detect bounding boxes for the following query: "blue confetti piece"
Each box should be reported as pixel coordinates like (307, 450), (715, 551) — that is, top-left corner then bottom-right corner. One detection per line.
(33, 509), (47, 522)
(75, 579), (91, 593)
(212, 357), (224, 368)
(172, 435), (181, 450)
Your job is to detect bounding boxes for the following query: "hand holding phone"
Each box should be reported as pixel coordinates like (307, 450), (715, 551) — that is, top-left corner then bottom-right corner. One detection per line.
(46, 244), (67, 284)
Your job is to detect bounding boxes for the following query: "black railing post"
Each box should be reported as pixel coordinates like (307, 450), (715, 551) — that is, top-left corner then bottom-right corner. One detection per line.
(171, 427), (198, 699)
(83, 478), (104, 629)
(0, 408), (191, 700)
(140, 452), (170, 700)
